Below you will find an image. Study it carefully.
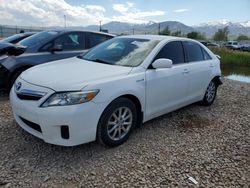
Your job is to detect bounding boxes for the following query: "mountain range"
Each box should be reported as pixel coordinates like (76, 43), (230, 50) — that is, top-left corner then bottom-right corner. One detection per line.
(82, 20), (250, 38)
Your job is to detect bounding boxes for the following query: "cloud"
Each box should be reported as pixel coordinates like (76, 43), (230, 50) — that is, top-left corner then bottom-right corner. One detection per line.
(113, 2), (134, 14)
(0, 0), (165, 26)
(0, 0), (107, 26)
(173, 9), (189, 13)
(112, 2), (165, 24)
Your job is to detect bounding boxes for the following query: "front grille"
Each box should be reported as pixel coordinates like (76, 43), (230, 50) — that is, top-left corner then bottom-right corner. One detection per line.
(19, 116), (42, 133)
(16, 89), (46, 101)
(17, 93), (42, 100)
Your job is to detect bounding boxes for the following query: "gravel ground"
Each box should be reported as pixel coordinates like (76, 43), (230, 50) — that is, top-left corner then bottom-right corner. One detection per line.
(0, 79), (249, 187)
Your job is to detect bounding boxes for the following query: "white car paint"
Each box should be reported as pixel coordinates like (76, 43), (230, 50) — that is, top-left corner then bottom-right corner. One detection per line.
(10, 35), (221, 146)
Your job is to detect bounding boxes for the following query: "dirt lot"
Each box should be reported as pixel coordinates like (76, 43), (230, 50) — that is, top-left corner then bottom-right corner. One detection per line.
(0, 79), (249, 187)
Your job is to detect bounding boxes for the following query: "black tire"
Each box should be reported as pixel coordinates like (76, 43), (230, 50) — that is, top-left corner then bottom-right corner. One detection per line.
(97, 98), (137, 147)
(202, 80), (218, 106)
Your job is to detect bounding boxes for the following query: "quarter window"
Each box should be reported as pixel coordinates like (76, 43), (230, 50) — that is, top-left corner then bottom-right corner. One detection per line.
(183, 41), (204, 62)
(202, 48), (212, 60)
(154, 41), (185, 64)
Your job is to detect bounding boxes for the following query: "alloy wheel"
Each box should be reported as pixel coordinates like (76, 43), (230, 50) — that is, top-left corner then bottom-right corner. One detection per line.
(206, 81), (216, 103)
(107, 107), (133, 141)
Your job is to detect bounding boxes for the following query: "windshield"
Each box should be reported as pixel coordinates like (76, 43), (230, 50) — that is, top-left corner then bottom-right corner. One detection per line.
(79, 37), (159, 67)
(19, 31), (59, 47)
(2, 34), (23, 43)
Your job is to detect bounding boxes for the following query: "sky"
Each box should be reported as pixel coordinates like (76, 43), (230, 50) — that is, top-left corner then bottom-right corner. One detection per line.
(0, 0), (249, 27)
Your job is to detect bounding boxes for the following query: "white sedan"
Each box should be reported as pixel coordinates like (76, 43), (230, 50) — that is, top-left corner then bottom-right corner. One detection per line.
(10, 35), (222, 147)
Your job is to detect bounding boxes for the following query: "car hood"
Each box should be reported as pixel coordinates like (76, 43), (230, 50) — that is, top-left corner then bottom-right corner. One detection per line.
(20, 57), (133, 91)
(0, 42), (26, 56)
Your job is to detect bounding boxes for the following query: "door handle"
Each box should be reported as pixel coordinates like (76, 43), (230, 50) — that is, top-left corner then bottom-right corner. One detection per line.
(210, 64), (215, 68)
(182, 69), (190, 74)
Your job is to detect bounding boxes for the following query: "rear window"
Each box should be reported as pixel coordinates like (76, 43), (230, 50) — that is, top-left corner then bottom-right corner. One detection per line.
(183, 41), (204, 62)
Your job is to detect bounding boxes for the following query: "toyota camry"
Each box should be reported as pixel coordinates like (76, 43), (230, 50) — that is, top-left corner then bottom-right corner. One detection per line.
(10, 35), (222, 147)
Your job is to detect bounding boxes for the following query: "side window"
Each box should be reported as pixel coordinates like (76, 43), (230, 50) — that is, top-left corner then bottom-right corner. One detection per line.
(201, 48), (212, 60)
(54, 32), (85, 51)
(183, 41), (203, 62)
(154, 41), (185, 64)
(86, 33), (111, 48)
(40, 42), (53, 51)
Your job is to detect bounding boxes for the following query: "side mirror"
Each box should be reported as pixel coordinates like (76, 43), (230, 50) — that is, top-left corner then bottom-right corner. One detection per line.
(51, 44), (63, 52)
(215, 55), (221, 59)
(152, 58), (173, 69)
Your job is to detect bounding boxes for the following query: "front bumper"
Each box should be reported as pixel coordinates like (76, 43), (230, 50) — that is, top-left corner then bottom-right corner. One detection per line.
(10, 79), (107, 146)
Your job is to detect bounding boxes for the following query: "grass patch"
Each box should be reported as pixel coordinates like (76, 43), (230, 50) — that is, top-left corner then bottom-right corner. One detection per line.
(209, 47), (250, 67)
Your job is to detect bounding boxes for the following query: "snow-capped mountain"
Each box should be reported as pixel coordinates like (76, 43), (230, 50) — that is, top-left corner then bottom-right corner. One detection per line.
(197, 19), (232, 27)
(194, 20), (250, 37)
(84, 21), (194, 34)
(50, 20), (250, 37)
(240, 20), (250, 27)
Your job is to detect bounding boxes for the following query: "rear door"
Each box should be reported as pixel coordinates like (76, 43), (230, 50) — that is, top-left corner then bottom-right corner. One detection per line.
(145, 41), (190, 120)
(183, 41), (213, 101)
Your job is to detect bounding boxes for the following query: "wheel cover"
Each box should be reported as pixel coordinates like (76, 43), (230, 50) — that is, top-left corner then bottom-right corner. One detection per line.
(107, 107), (133, 141)
(206, 81), (216, 103)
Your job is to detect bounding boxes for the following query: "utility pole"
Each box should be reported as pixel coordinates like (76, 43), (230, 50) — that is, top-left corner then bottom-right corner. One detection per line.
(99, 21), (102, 31)
(0, 25), (3, 38)
(158, 23), (161, 35)
(64, 15), (66, 28)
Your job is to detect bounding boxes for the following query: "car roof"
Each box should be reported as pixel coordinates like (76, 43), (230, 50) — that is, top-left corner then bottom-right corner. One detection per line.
(117, 35), (196, 42)
(21, 32), (37, 36)
(45, 29), (115, 37)
(23, 32), (37, 35)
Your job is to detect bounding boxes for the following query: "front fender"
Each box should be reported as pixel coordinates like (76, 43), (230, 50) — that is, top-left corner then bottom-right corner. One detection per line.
(84, 72), (146, 113)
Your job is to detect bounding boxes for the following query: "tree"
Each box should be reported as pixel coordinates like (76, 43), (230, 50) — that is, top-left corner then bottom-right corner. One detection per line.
(171, 30), (182, 37)
(213, 27), (229, 41)
(159, 27), (171, 36)
(187, 31), (206, 40)
(237, 34), (250, 41)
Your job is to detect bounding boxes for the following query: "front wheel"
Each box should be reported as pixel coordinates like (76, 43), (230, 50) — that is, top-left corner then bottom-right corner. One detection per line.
(202, 80), (217, 106)
(97, 98), (137, 147)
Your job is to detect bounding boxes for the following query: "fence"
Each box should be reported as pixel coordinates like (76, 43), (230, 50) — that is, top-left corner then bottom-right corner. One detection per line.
(0, 25), (45, 38)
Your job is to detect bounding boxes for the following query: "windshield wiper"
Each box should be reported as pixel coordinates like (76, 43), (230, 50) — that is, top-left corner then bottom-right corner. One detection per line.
(91, 59), (112, 65)
(78, 56), (114, 65)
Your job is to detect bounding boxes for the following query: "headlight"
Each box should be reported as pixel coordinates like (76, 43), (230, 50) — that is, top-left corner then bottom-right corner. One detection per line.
(41, 90), (99, 107)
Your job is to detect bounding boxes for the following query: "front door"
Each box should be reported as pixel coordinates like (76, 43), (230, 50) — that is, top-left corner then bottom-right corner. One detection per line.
(145, 41), (190, 120)
(37, 32), (87, 64)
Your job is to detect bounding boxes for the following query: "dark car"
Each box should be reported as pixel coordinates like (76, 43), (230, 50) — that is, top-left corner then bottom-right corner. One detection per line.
(242, 45), (250, 52)
(0, 30), (114, 90)
(0, 32), (36, 44)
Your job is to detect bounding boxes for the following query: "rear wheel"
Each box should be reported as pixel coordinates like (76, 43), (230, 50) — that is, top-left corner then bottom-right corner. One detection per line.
(97, 98), (137, 147)
(202, 80), (217, 106)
